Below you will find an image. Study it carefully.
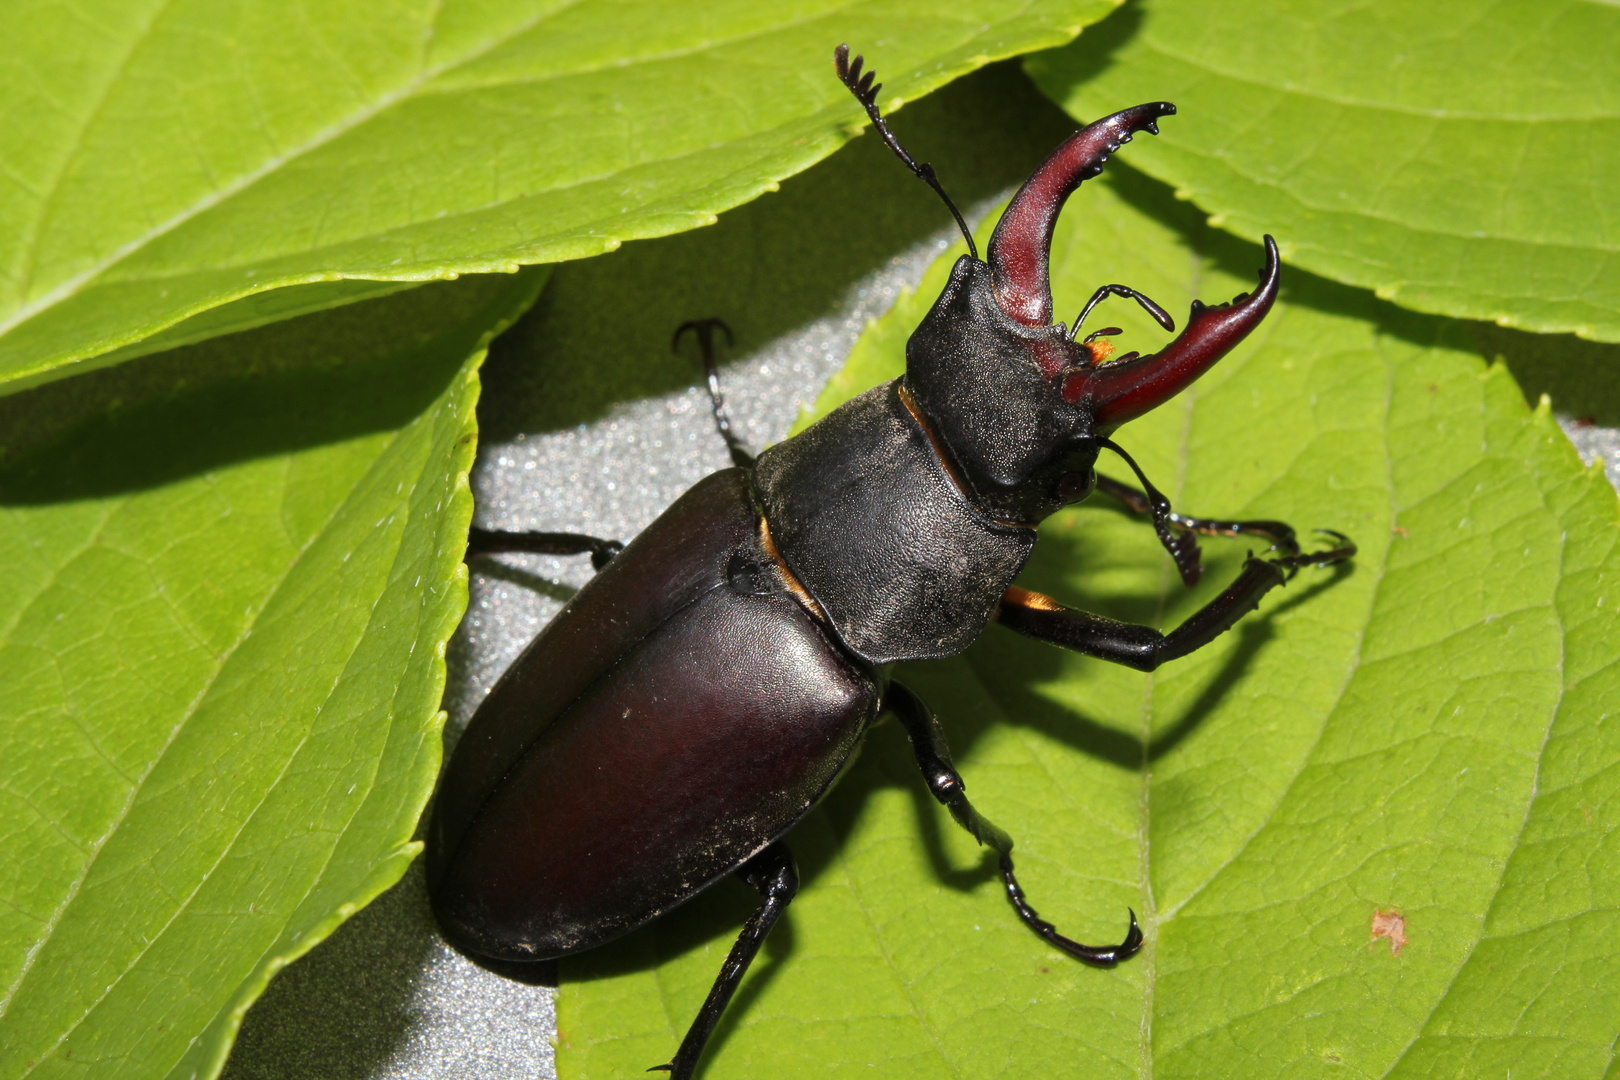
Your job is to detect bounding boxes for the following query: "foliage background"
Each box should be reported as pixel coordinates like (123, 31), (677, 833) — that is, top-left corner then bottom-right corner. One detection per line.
(1, 1), (1616, 1078)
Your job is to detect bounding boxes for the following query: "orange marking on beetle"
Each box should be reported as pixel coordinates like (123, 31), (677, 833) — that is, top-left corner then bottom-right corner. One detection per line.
(1369, 909), (1408, 956)
(897, 383), (1029, 531)
(897, 383), (973, 499)
(1086, 339), (1117, 364)
(1002, 585), (1064, 612)
(760, 517), (828, 623)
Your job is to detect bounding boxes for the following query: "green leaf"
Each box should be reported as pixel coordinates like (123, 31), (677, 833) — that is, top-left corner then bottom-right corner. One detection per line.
(1025, 0), (1620, 343)
(0, 0), (1119, 395)
(556, 167), (1620, 1076)
(0, 267), (545, 1079)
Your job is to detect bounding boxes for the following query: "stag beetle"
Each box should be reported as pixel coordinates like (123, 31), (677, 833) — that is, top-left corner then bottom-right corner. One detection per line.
(427, 44), (1354, 1079)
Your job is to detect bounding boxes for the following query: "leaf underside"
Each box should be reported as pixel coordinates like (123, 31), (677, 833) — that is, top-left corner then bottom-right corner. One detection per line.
(0, 0), (1117, 395)
(556, 167), (1620, 1077)
(1027, 0), (1620, 343)
(0, 269), (546, 1080)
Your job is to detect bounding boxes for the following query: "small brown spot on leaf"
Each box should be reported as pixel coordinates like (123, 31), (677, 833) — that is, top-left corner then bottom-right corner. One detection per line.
(1039, 966), (1049, 974)
(1370, 909), (1407, 956)
(1391, 525), (1408, 538)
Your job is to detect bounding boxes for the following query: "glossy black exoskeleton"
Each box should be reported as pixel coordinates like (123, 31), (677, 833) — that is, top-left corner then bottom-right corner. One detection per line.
(427, 44), (1354, 1079)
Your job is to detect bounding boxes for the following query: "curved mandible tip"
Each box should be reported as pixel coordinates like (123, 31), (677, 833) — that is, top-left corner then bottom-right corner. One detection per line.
(987, 102), (1176, 328)
(1065, 235), (1281, 430)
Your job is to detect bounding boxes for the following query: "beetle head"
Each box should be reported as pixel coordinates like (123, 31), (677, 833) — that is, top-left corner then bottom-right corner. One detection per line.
(904, 104), (1279, 527)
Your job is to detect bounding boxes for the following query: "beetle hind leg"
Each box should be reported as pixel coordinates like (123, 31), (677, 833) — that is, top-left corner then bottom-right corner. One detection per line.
(886, 681), (1142, 967)
(652, 841), (798, 1080)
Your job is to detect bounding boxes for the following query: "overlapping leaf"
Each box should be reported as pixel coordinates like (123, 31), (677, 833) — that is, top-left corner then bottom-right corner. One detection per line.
(557, 166), (1619, 1076)
(0, 0), (1118, 394)
(1027, 0), (1620, 342)
(0, 269), (545, 1080)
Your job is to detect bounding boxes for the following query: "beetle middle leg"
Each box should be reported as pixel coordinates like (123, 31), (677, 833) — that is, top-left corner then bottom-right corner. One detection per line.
(1094, 473), (1301, 561)
(651, 841), (799, 1080)
(885, 680), (1143, 966)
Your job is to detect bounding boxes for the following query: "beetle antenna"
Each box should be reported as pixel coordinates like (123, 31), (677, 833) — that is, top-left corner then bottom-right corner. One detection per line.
(1089, 435), (1203, 585)
(1070, 284), (1175, 342)
(834, 43), (978, 261)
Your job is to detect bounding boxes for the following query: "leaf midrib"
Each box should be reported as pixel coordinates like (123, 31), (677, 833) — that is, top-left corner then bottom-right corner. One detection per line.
(4, 0), (894, 343)
(1141, 294), (1391, 1067)
(5, 0), (581, 339)
(1376, 402), (1572, 1080)
(12, 0), (177, 306)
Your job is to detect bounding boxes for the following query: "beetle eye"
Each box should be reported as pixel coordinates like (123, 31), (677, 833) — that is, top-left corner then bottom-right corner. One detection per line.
(1057, 470), (1095, 503)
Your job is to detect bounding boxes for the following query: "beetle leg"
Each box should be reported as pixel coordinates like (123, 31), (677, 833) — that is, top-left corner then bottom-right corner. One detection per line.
(885, 681), (1142, 967)
(995, 531), (1354, 672)
(674, 318), (755, 469)
(652, 842), (798, 1080)
(465, 528), (622, 570)
(1094, 474), (1303, 559)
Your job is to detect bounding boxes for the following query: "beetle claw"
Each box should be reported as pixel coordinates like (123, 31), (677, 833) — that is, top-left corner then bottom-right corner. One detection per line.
(1269, 528), (1357, 576)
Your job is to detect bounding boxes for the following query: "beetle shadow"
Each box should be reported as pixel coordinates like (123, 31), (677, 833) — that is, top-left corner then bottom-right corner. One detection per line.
(890, 558), (1352, 899)
(894, 723), (1004, 894)
(0, 274), (528, 504)
(465, 557), (580, 605)
(1101, 161), (1506, 365)
(994, 560), (1352, 771)
(220, 863), (446, 1080)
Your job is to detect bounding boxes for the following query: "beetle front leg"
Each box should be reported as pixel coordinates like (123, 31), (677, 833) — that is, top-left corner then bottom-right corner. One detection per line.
(465, 528), (623, 570)
(1094, 473), (1301, 559)
(995, 533), (1353, 671)
(885, 681), (1142, 966)
(652, 841), (799, 1080)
